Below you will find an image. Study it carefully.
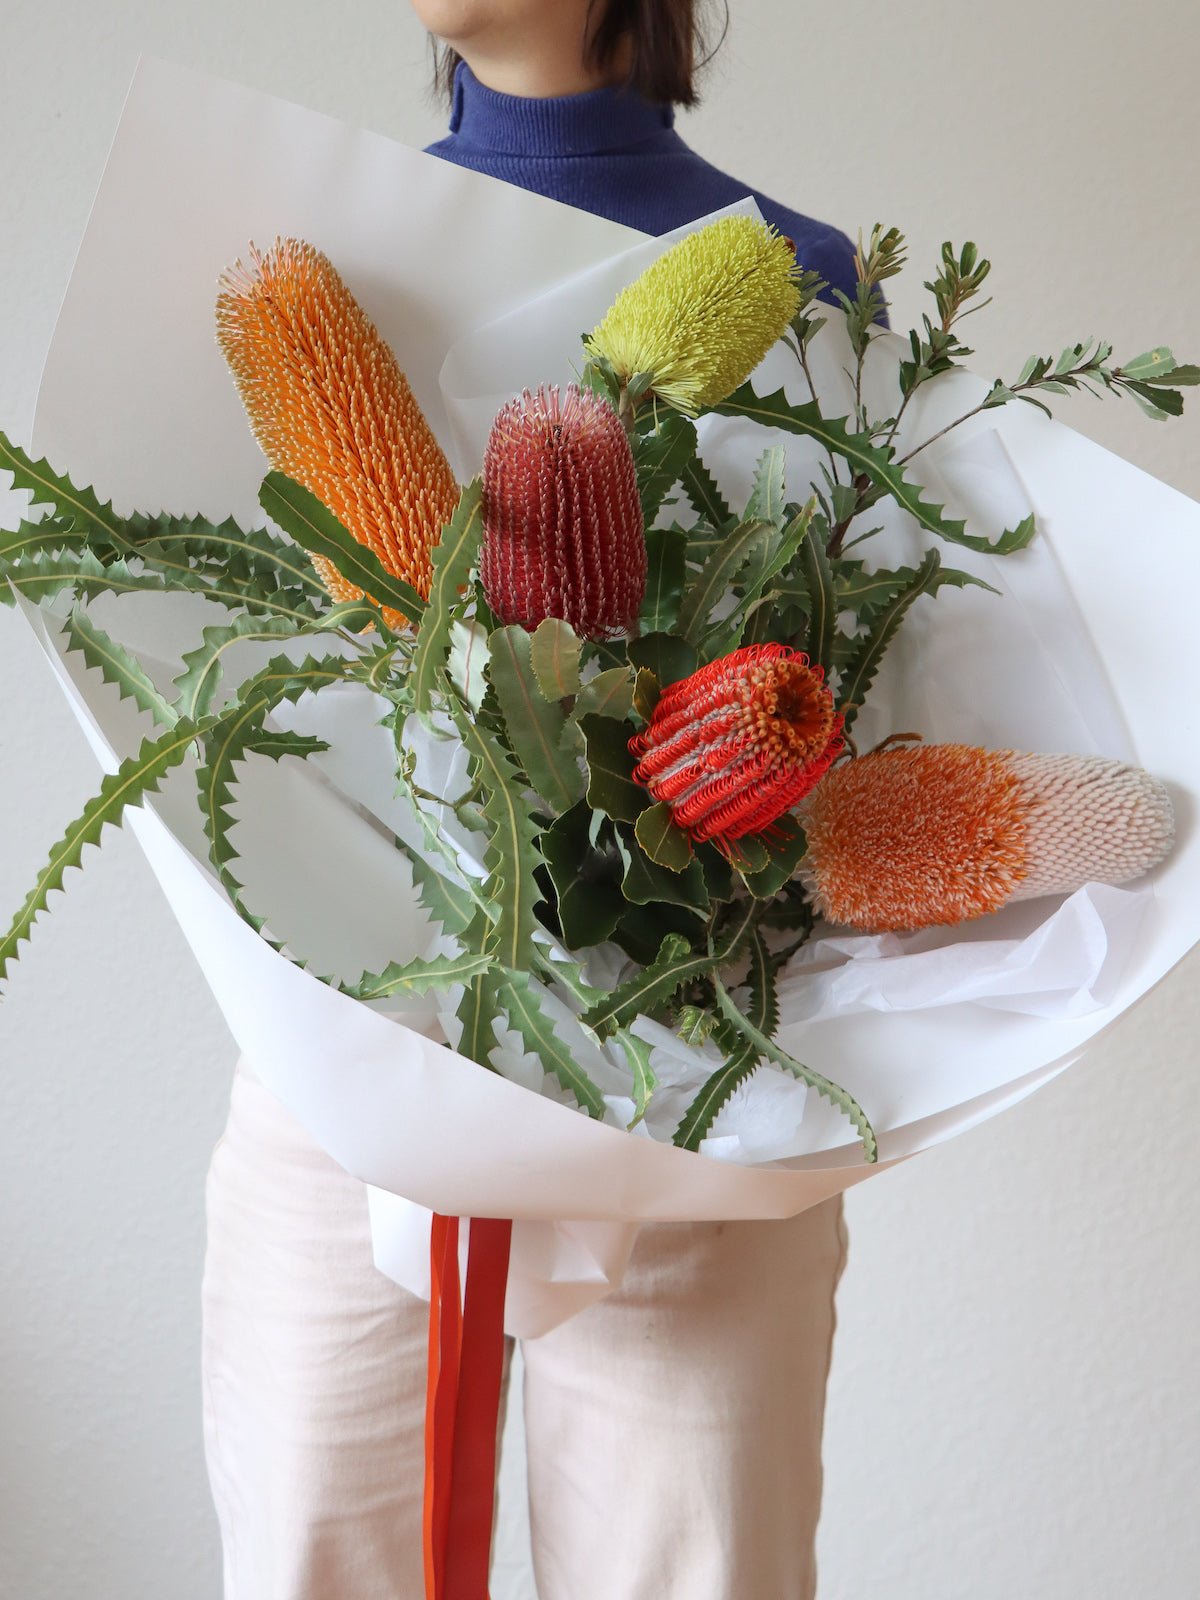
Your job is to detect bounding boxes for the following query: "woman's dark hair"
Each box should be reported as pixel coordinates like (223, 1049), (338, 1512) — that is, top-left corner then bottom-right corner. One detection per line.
(432, 1), (728, 109)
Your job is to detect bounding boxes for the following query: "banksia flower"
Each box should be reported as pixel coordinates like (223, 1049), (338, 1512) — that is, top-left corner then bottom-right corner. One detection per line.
(630, 645), (842, 844)
(481, 384), (645, 639)
(216, 238), (459, 626)
(799, 744), (1175, 932)
(583, 215), (801, 416)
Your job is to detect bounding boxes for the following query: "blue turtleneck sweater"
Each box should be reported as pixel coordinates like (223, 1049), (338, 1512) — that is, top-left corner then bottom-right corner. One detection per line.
(425, 64), (857, 303)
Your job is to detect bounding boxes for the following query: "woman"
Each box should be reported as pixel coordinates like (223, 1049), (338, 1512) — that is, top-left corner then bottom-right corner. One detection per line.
(202, 5), (854, 1596)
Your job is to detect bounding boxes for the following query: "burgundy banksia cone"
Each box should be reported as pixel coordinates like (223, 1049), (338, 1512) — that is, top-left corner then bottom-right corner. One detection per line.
(630, 645), (843, 845)
(216, 237), (459, 628)
(798, 743), (1175, 931)
(480, 384), (646, 640)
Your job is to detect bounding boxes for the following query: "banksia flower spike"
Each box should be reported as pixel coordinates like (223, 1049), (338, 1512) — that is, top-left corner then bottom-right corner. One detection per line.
(799, 744), (1175, 932)
(631, 645), (843, 844)
(584, 215), (801, 416)
(216, 238), (459, 627)
(481, 383), (646, 639)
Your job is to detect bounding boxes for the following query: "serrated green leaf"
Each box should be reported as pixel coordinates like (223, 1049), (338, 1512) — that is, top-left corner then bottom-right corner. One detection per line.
(837, 549), (942, 730)
(676, 517), (772, 643)
(745, 445), (787, 526)
(615, 1027), (657, 1129)
(62, 609), (178, 728)
(717, 384), (1032, 554)
(572, 666), (635, 721)
(0, 548), (171, 608)
(672, 929), (778, 1151)
(530, 618), (582, 700)
(640, 526), (688, 633)
(446, 695), (542, 971)
(712, 972), (877, 1161)
(409, 479), (484, 712)
(0, 718), (211, 986)
(499, 969), (607, 1118)
(124, 510), (327, 599)
(488, 625), (585, 813)
(633, 801), (694, 871)
(0, 518), (81, 561)
(0, 433), (130, 555)
(583, 932), (707, 1038)
(260, 471), (427, 626)
(581, 713), (647, 824)
(797, 525), (837, 676)
(675, 1005), (715, 1047)
(342, 949), (494, 1001)
(634, 413), (697, 526)
(680, 454), (732, 527)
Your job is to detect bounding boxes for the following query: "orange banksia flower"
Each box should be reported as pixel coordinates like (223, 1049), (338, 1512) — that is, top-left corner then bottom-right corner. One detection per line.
(480, 384), (646, 640)
(630, 645), (843, 844)
(799, 743), (1175, 931)
(216, 238), (459, 626)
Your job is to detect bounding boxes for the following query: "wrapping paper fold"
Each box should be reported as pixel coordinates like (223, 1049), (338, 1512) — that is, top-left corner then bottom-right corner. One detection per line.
(9, 58), (1200, 1335)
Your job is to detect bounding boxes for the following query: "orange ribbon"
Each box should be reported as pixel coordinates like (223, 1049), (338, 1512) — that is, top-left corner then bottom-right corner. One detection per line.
(423, 1214), (513, 1600)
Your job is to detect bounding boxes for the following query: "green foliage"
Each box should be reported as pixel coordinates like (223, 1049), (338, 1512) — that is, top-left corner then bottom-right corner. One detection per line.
(488, 625), (585, 813)
(63, 609), (178, 728)
(409, 478), (485, 713)
(499, 969), (607, 1118)
(529, 618), (583, 700)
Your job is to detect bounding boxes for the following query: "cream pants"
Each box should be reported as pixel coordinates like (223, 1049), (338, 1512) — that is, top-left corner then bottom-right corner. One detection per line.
(202, 1059), (847, 1599)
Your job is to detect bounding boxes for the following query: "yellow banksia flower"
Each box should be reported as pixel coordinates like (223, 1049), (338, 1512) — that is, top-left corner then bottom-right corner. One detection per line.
(798, 744), (1174, 932)
(216, 238), (459, 628)
(583, 216), (801, 416)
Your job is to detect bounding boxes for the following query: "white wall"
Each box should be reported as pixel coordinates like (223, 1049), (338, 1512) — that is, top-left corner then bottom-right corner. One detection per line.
(1, 3), (1196, 1597)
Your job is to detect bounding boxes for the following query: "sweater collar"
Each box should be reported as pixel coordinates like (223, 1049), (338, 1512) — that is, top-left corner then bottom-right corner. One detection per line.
(448, 61), (674, 157)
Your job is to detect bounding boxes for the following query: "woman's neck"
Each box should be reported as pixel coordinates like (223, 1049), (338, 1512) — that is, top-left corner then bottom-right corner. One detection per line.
(452, 26), (632, 100)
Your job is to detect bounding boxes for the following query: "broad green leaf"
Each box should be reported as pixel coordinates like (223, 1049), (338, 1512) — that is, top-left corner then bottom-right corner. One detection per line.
(342, 949), (494, 1001)
(572, 666), (635, 721)
(713, 972), (878, 1162)
(530, 618), (582, 700)
(446, 696), (542, 972)
(259, 471), (427, 626)
(499, 969), (607, 1118)
(837, 549), (942, 729)
(621, 829), (708, 911)
(632, 667), (660, 724)
(62, 609), (177, 728)
(640, 525), (688, 633)
(741, 815), (808, 898)
(583, 932), (707, 1038)
(488, 625), (585, 813)
(540, 803), (626, 948)
(409, 479), (484, 712)
(634, 413), (698, 526)
(581, 713), (648, 823)
(676, 1006), (716, 1047)
(675, 517), (773, 643)
(626, 631), (698, 687)
(633, 801), (694, 871)
(715, 385), (1033, 554)
(615, 1027), (657, 1129)
(0, 717), (211, 985)
(446, 618), (490, 713)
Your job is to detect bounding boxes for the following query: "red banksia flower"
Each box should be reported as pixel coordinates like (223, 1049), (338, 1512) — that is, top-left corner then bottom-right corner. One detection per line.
(631, 645), (843, 844)
(216, 238), (459, 628)
(799, 743), (1175, 931)
(481, 384), (645, 640)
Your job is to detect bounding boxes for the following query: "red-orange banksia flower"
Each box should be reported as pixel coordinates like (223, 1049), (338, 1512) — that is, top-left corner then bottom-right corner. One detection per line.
(630, 645), (843, 844)
(798, 743), (1175, 931)
(216, 237), (459, 626)
(481, 384), (646, 640)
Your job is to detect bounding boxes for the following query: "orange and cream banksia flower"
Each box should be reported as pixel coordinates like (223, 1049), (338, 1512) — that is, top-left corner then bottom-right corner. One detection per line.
(799, 743), (1174, 931)
(216, 238), (459, 626)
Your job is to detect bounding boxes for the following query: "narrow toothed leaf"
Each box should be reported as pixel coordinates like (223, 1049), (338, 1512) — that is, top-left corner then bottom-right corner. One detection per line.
(0, 719), (211, 986)
(745, 444), (787, 526)
(675, 517), (773, 643)
(488, 625), (585, 813)
(615, 1027), (657, 1128)
(62, 609), (178, 728)
(837, 550), (942, 730)
(498, 969), (607, 1118)
(680, 453), (733, 527)
(0, 432), (129, 553)
(410, 478), (484, 713)
(640, 526), (688, 633)
(343, 949), (495, 1001)
(260, 471), (428, 627)
(583, 933), (707, 1038)
(633, 412), (698, 526)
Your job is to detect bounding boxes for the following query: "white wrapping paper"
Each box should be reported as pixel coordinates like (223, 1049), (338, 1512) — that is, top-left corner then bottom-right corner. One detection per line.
(8, 59), (1200, 1335)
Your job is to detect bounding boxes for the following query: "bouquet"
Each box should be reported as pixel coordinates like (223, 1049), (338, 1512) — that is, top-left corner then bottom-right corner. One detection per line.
(4, 60), (1199, 1600)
